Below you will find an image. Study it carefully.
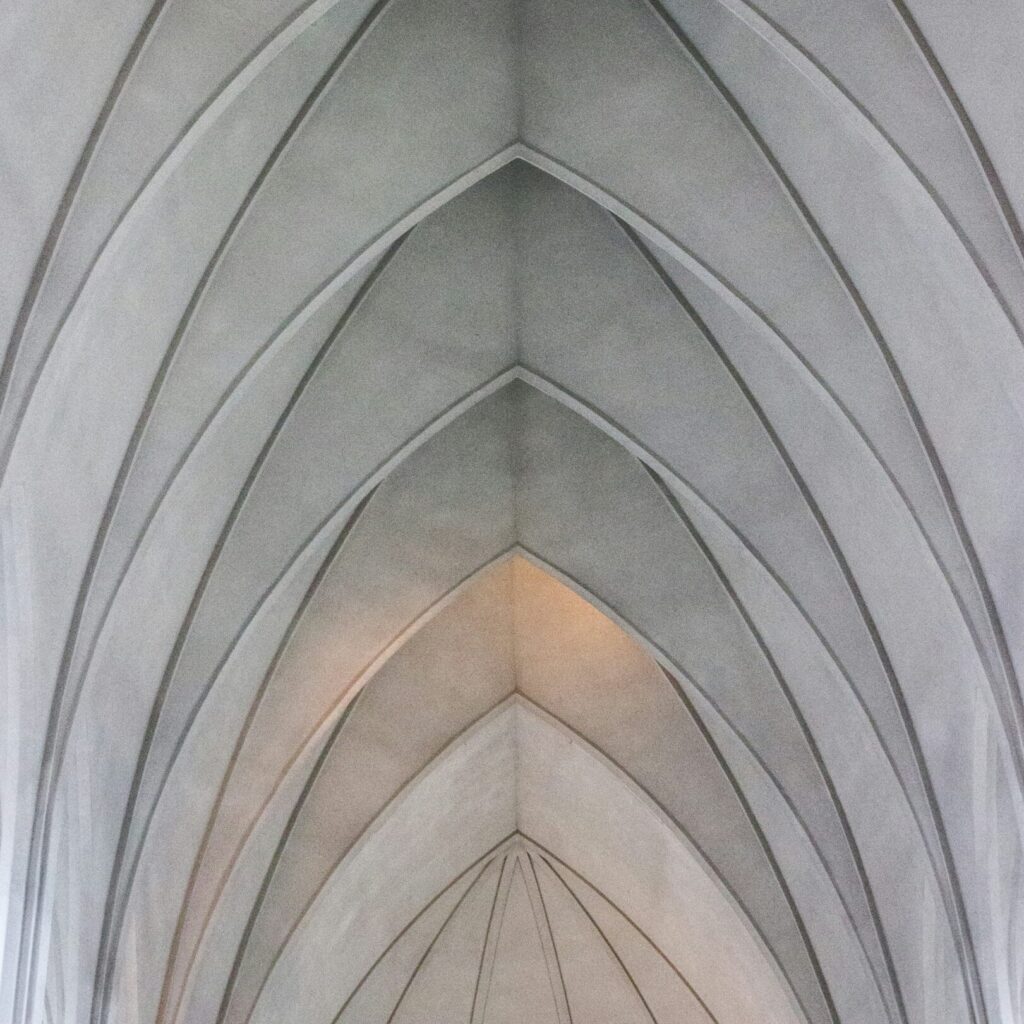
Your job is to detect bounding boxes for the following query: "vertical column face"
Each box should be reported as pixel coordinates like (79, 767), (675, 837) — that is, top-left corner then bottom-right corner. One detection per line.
(1, 4), (1022, 1024)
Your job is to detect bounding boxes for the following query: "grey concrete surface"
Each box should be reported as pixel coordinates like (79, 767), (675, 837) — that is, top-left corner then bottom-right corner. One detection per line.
(1, 2), (1023, 1023)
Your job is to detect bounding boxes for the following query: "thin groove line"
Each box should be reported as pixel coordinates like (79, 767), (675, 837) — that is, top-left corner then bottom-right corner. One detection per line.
(172, 571), (519, 1024)
(522, 853), (573, 1024)
(531, 852), (659, 1024)
(602, 208), (987, 1022)
(0, 0), (169, 452)
(523, 838), (719, 1024)
(512, 550), (820, 1024)
(511, 375), (980, 1024)
(329, 847), (508, 1024)
(214, 689), (365, 1024)
(731, 0), (1024, 345)
(383, 859), (496, 1024)
(0, 0), (356, 480)
(43, 988), (56, 1024)
(473, 851), (518, 1024)
(488, 860), (560, 1014)
(152, 486), (379, 1024)
(23, 6), (403, 1022)
(468, 860), (507, 1024)
(524, 687), (864, 1024)
(885, 0), (1024, 272)
(625, 209), (910, 1019)
(646, 0), (1024, 795)
(5, 2), (174, 1017)
(644, 465), (894, 1024)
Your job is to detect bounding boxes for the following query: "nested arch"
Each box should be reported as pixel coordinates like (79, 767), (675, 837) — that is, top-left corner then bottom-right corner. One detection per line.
(246, 697), (806, 1024)
(42, 172), (1006, 1021)
(3, 9), (1023, 1023)
(99, 379), (962, 1024)
(16, 130), (1024, 1024)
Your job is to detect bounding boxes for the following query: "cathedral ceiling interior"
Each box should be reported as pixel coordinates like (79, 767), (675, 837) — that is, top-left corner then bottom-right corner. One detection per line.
(1, 1), (1024, 1022)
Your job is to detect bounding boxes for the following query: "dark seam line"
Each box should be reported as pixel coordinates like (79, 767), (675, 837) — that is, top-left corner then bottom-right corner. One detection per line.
(0, 0), (375, 482)
(643, 0), (1024, 799)
(331, 846), (508, 1024)
(93, 234), (410, 1024)
(532, 852), (660, 1024)
(471, 854), (513, 1023)
(240, 696), (520, 1024)
(0, 0), (171, 444)
(524, 836), (720, 1024)
(885, 0), (1024, 271)
(615, 206), (982, 1024)
(523, 852), (574, 1024)
(383, 859), (495, 1024)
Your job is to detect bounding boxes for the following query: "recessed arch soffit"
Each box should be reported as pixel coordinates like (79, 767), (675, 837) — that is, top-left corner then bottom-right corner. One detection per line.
(2, 3), (1023, 1024)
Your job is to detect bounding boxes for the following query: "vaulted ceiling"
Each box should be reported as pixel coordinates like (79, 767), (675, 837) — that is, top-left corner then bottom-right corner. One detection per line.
(2, 1), (1023, 1023)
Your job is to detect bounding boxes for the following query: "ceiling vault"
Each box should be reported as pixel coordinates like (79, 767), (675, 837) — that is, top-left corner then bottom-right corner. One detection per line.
(2, 1), (1022, 1023)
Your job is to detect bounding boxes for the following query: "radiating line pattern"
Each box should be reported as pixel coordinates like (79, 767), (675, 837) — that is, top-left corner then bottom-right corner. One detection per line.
(1, 1), (1022, 1023)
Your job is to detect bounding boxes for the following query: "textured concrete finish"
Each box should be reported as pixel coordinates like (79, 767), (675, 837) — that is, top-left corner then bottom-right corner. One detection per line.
(1, 2), (1023, 1023)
